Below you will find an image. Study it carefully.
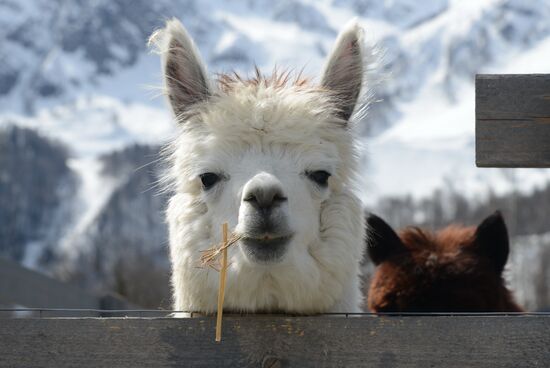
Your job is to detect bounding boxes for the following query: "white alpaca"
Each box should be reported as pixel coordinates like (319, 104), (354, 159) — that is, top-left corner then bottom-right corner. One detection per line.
(150, 19), (368, 314)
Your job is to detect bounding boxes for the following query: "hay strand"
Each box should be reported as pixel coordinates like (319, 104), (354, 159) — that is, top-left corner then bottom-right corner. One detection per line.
(199, 232), (242, 270)
(215, 223), (229, 342)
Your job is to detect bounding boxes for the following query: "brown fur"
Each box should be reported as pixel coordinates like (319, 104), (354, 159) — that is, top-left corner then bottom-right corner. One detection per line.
(366, 213), (523, 313)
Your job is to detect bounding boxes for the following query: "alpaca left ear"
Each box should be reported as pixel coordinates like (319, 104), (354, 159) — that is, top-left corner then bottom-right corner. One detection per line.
(473, 211), (510, 274)
(149, 19), (210, 119)
(321, 19), (364, 122)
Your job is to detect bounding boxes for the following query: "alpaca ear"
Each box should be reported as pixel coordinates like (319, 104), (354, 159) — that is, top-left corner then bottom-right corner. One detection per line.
(321, 19), (364, 122)
(149, 19), (210, 118)
(473, 211), (510, 274)
(366, 214), (406, 265)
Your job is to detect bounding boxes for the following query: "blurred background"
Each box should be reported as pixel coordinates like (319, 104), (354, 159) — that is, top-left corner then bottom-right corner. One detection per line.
(0, 0), (549, 311)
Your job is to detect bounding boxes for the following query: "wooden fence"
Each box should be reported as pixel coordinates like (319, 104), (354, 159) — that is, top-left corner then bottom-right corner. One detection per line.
(1, 314), (549, 367)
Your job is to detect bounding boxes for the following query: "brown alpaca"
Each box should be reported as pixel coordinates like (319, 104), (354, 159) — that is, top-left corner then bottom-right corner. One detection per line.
(366, 212), (523, 312)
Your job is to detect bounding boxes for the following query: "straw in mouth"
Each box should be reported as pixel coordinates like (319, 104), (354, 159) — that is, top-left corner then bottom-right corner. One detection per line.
(198, 231), (242, 271)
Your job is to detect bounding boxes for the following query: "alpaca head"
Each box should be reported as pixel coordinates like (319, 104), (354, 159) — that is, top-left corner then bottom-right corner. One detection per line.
(151, 19), (368, 313)
(366, 212), (523, 312)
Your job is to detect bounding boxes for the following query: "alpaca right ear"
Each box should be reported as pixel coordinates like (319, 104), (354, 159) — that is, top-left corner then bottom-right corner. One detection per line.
(149, 19), (210, 118)
(473, 211), (510, 274)
(366, 214), (406, 265)
(321, 19), (364, 122)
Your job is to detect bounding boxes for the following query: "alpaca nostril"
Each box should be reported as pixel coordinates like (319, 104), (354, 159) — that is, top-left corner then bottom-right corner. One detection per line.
(273, 193), (287, 202)
(243, 187), (287, 210)
(242, 172), (287, 213)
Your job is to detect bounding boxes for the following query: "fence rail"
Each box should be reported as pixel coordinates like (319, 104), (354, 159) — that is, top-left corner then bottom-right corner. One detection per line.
(1, 315), (548, 367)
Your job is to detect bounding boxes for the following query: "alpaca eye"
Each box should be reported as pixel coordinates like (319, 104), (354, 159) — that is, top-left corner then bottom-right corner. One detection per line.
(307, 170), (331, 187)
(199, 173), (220, 190)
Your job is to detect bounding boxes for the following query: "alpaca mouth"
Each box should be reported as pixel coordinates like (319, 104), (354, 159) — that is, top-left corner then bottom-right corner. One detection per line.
(240, 234), (292, 263)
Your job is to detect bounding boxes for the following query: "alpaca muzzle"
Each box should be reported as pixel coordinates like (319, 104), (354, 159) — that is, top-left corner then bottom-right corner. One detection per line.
(239, 173), (293, 263)
(240, 172), (290, 232)
(240, 234), (293, 263)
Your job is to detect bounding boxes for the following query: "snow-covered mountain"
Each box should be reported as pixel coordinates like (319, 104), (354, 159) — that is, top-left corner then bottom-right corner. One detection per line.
(1, 0), (550, 308)
(3, 0), (550, 196)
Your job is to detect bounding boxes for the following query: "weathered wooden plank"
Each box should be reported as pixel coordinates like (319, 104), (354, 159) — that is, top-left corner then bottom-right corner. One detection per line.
(0, 257), (137, 314)
(0, 316), (548, 367)
(476, 74), (550, 167)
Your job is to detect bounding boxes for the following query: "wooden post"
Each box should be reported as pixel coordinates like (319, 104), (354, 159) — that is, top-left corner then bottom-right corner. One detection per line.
(476, 74), (550, 167)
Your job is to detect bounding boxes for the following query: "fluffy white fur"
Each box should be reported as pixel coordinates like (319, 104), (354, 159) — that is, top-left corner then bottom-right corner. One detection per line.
(150, 18), (368, 314)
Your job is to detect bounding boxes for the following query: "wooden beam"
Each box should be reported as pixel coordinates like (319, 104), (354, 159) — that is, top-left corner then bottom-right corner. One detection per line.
(1, 316), (548, 367)
(476, 74), (550, 167)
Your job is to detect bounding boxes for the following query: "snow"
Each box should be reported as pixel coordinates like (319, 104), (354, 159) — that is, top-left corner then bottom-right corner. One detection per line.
(57, 157), (117, 258)
(509, 232), (550, 310)
(219, 12), (329, 76)
(22, 240), (46, 270)
(93, 52), (165, 107)
(367, 98), (550, 204)
(0, 96), (172, 158)
(363, 0), (550, 202)
(499, 36), (550, 74)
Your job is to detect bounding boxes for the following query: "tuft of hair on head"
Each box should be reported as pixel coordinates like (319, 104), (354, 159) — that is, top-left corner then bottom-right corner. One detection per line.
(148, 18), (211, 120)
(216, 65), (311, 93)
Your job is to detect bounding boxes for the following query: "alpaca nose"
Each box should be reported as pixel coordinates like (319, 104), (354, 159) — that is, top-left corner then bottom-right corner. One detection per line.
(242, 173), (287, 212)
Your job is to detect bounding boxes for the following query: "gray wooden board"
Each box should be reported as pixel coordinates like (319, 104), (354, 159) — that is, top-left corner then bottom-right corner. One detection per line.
(476, 74), (550, 167)
(0, 316), (549, 367)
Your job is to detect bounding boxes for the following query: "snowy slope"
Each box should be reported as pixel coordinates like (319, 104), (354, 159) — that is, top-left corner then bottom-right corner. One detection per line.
(366, 22), (550, 202)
